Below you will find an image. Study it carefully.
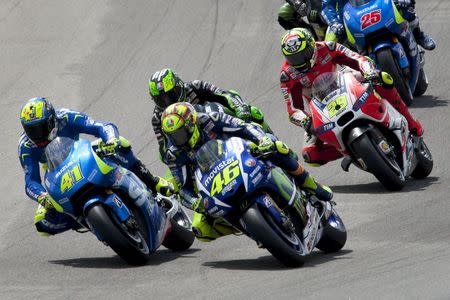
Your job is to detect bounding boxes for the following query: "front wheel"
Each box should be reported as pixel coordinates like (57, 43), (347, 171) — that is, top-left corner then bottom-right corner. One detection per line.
(162, 208), (194, 251)
(414, 68), (428, 96)
(241, 204), (305, 267)
(410, 138), (433, 179)
(316, 212), (347, 253)
(351, 132), (405, 191)
(86, 204), (151, 265)
(376, 48), (413, 106)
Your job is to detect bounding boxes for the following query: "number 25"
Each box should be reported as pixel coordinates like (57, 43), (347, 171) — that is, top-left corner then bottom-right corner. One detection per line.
(361, 10), (381, 30)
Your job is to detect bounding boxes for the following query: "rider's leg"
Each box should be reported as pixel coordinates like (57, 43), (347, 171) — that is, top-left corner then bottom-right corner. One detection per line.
(116, 136), (173, 196)
(302, 133), (343, 166)
(34, 204), (76, 236)
(375, 72), (423, 135)
(400, 6), (435, 50)
(191, 212), (235, 242)
(267, 139), (333, 201)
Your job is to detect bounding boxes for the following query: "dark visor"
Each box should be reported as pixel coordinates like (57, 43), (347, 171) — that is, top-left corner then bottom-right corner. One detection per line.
(154, 85), (183, 108)
(166, 126), (191, 146)
(24, 122), (51, 144)
(286, 46), (314, 70)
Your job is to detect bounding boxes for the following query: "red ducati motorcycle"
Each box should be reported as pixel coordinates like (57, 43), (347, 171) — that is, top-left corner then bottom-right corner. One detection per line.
(309, 70), (432, 190)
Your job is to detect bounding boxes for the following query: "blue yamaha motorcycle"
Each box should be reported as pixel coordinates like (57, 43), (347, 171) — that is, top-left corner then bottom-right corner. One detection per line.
(343, 0), (428, 105)
(44, 137), (194, 265)
(194, 137), (347, 267)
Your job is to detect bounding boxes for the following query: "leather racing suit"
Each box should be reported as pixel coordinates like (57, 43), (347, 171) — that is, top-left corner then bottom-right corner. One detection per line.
(164, 109), (328, 241)
(152, 80), (270, 163)
(18, 109), (165, 235)
(278, 0), (327, 40)
(280, 41), (422, 165)
(322, 0), (435, 49)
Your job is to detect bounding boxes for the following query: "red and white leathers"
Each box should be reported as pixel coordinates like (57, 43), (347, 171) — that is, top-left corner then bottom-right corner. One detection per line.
(280, 41), (423, 165)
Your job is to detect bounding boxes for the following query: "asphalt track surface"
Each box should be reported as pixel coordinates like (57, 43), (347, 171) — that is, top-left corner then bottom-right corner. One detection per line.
(1, 1), (449, 299)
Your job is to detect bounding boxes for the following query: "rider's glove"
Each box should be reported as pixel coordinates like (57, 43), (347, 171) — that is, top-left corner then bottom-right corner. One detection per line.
(257, 136), (275, 153)
(309, 9), (319, 23)
(99, 137), (121, 155)
(155, 177), (174, 197)
(37, 193), (54, 210)
(292, 0), (309, 17)
(235, 104), (252, 122)
(300, 116), (313, 135)
(363, 69), (380, 83)
(330, 22), (344, 36)
(192, 197), (205, 214)
(394, 0), (411, 8)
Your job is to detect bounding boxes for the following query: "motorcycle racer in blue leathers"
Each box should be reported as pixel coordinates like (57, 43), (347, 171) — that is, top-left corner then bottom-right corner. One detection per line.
(322, 0), (436, 50)
(18, 97), (173, 236)
(159, 102), (333, 242)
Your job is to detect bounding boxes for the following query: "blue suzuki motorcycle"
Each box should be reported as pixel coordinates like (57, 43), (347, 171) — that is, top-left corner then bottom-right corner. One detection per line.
(343, 0), (428, 105)
(194, 137), (347, 267)
(44, 137), (194, 265)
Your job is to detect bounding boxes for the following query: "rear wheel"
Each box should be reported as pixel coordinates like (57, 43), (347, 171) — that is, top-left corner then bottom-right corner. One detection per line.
(86, 204), (151, 265)
(351, 132), (405, 191)
(316, 213), (347, 253)
(411, 139), (433, 179)
(376, 48), (413, 106)
(241, 203), (305, 267)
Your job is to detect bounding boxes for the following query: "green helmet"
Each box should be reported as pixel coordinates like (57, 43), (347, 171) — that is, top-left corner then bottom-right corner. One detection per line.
(149, 68), (186, 109)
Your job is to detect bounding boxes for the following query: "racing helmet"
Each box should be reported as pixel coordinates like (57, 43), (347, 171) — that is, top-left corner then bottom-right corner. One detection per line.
(20, 97), (56, 147)
(161, 102), (200, 148)
(149, 68), (186, 109)
(281, 28), (317, 73)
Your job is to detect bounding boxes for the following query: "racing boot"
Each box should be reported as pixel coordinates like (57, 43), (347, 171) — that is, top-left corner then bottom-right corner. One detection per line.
(376, 84), (423, 136)
(191, 212), (235, 242)
(413, 27), (436, 50)
(34, 205), (75, 236)
(289, 165), (333, 201)
(129, 159), (174, 196)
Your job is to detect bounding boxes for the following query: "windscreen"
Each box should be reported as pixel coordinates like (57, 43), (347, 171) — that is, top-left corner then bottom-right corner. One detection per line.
(194, 140), (225, 172)
(312, 71), (343, 103)
(349, 0), (372, 6)
(45, 137), (75, 172)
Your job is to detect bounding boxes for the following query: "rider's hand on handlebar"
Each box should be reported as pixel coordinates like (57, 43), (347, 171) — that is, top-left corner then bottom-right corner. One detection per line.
(300, 116), (313, 135)
(192, 197), (205, 214)
(292, 0), (309, 17)
(363, 69), (380, 83)
(257, 136), (275, 153)
(37, 193), (54, 210)
(98, 137), (121, 155)
(155, 177), (174, 197)
(330, 22), (344, 36)
(395, 0), (411, 8)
